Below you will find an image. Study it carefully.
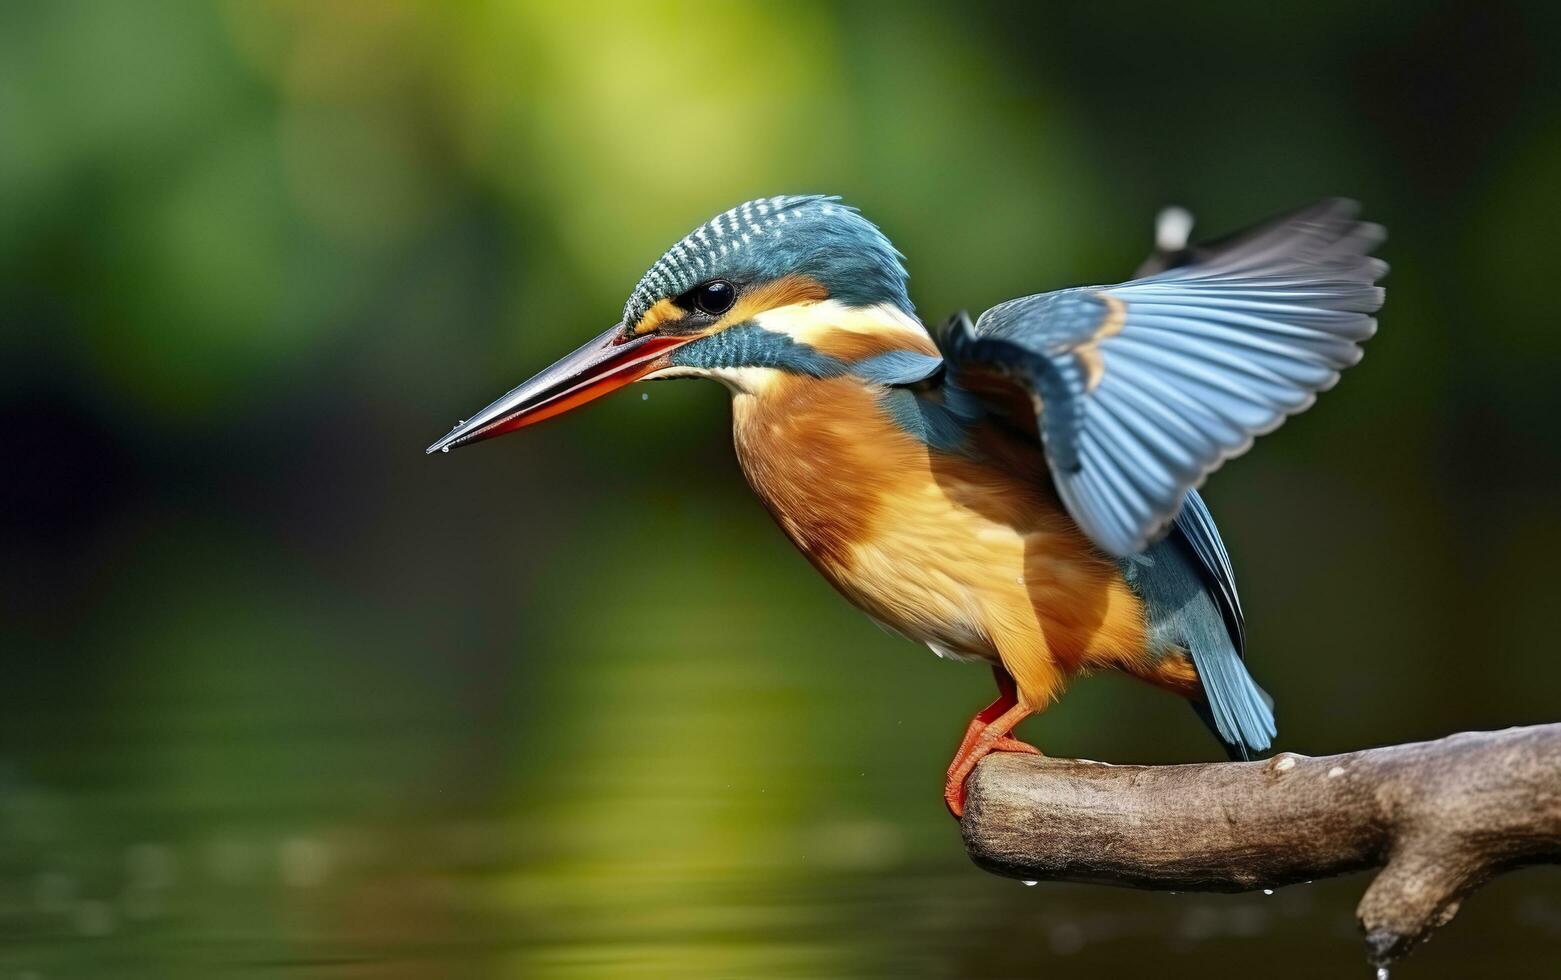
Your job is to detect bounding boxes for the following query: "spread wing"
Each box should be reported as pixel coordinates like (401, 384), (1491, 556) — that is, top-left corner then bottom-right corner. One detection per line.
(940, 198), (1385, 557)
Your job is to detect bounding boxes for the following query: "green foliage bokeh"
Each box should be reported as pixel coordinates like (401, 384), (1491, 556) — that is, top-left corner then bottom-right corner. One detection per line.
(3, 2), (1559, 976)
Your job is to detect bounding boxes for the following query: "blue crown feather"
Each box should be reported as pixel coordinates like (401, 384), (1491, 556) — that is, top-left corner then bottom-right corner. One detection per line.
(624, 195), (913, 326)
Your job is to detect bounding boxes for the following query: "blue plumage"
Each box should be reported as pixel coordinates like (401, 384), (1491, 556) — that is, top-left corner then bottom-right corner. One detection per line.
(670, 322), (845, 376)
(1119, 490), (1274, 758)
(1175, 486), (1246, 655)
(849, 350), (945, 386)
(625, 195), (912, 328)
(943, 199), (1386, 557)
(877, 387), (972, 453)
(631, 198), (1378, 760)
(669, 324), (972, 451)
(429, 193), (1388, 808)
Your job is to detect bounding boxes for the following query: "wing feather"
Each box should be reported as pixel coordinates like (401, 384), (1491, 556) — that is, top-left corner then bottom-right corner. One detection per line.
(1172, 488), (1246, 655)
(941, 198), (1385, 556)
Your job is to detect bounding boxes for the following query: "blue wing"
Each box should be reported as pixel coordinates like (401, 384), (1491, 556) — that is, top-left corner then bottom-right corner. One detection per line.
(941, 199), (1385, 557)
(1172, 487), (1244, 657)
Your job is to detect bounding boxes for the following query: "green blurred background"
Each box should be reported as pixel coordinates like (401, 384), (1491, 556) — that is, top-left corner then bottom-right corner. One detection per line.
(4, 1), (1560, 976)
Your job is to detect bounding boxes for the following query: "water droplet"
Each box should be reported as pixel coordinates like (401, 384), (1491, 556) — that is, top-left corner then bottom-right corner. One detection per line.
(641, 393), (649, 401)
(440, 446), (449, 454)
(1376, 968), (1390, 980)
(1022, 880), (1038, 887)
(1262, 888), (1274, 896)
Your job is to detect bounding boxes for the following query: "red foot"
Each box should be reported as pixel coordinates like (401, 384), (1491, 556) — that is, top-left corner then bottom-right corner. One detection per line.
(944, 667), (1039, 819)
(945, 733), (1039, 818)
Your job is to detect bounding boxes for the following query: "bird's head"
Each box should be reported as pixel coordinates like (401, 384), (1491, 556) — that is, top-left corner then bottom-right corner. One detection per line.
(426, 195), (920, 454)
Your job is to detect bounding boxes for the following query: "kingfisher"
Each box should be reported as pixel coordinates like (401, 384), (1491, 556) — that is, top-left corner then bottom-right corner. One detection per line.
(427, 196), (1384, 817)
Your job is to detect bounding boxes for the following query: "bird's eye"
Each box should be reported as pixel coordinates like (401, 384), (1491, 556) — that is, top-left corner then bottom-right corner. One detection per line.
(691, 280), (735, 316)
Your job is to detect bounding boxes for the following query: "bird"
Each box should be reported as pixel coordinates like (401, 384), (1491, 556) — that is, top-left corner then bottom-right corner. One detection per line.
(427, 195), (1385, 817)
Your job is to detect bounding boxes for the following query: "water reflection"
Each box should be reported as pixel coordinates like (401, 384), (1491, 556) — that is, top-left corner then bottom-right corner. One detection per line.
(0, 498), (1555, 978)
(5, 1), (1561, 976)
(0, 740), (1557, 978)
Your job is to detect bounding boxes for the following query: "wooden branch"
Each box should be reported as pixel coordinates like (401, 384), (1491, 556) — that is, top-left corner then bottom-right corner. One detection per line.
(961, 725), (1561, 970)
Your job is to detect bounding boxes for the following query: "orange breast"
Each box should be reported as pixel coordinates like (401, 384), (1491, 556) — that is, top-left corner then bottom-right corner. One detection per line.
(730, 373), (1151, 706)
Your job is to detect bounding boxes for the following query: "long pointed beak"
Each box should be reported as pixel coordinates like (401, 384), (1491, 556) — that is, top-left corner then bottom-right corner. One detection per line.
(425, 322), (689, 455)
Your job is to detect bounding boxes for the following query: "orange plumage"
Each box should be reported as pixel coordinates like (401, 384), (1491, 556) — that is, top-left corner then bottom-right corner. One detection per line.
(429, 194), (1383, 818)
(730, 347), (1160, 711)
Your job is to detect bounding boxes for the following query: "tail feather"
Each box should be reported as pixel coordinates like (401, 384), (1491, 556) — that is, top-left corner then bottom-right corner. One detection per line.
(1188, 642), (1276, 759)
(1120, 503), (1278, 761)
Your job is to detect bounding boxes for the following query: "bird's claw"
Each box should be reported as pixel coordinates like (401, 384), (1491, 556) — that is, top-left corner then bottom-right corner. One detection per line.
(945, 735), (1041, 819)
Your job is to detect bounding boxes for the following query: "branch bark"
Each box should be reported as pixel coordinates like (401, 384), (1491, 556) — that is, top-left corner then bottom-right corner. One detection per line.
(960, 725), (1561, 970)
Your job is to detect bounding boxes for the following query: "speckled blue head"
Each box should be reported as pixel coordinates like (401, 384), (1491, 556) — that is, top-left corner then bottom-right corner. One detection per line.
(426, 193), (939, 459)
(623, 195), (912, 329)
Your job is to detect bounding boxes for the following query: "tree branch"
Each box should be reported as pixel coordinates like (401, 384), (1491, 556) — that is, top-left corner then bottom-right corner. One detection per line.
(960, 725), (1561, 970)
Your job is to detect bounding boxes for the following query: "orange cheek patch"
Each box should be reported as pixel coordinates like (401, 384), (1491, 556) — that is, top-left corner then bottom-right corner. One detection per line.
(632, 274), (830, 340)
(631, 298), (684, 335)
(807, 327), (940, 361)
(719, 274), (829, 328)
